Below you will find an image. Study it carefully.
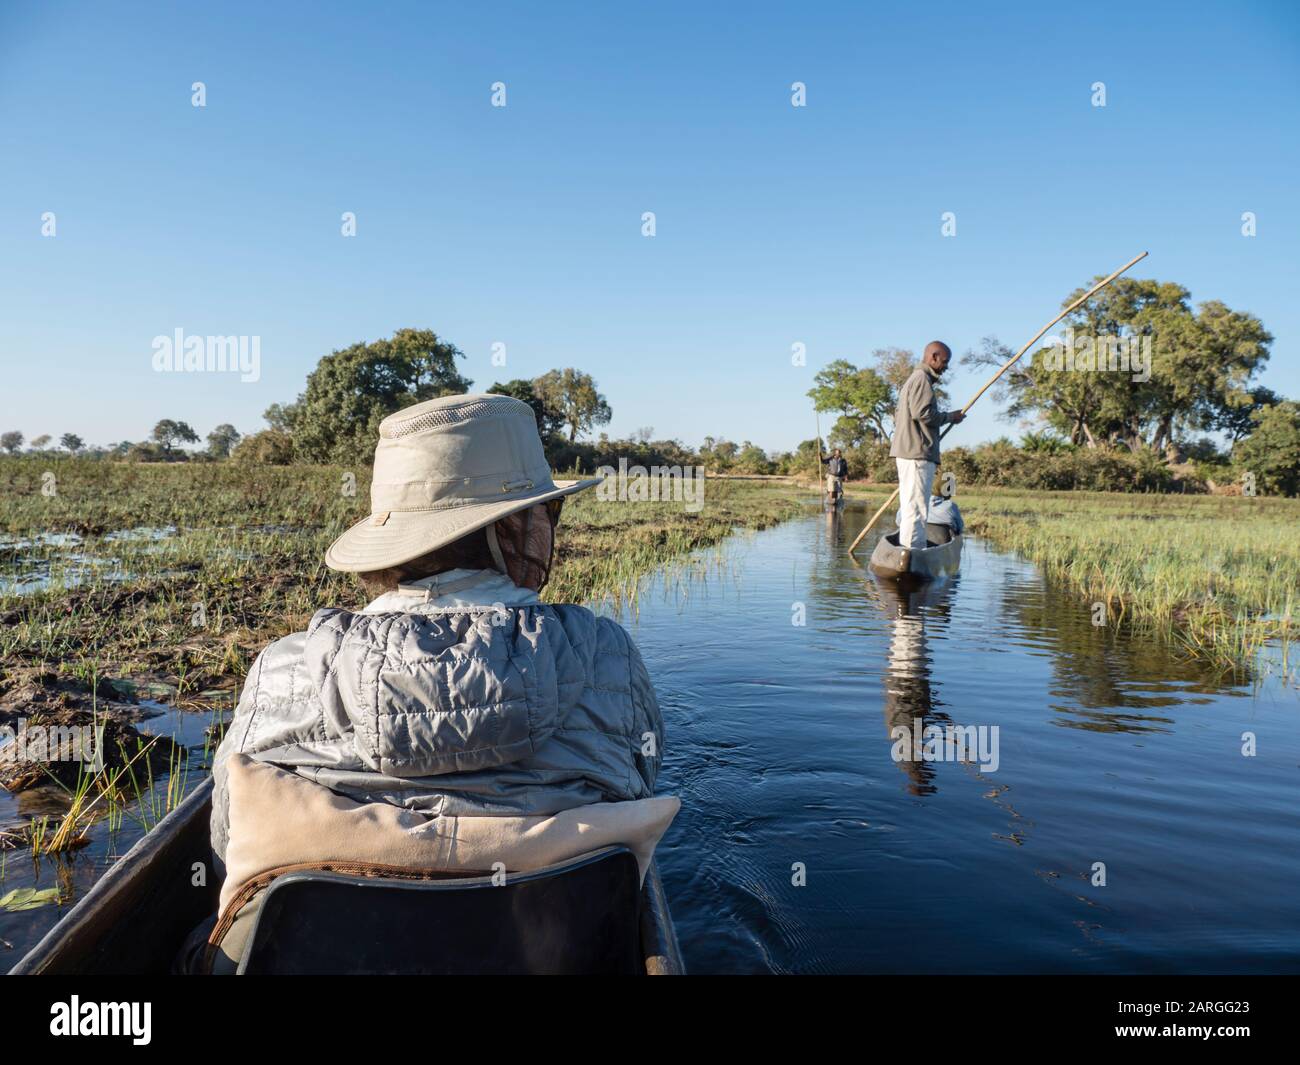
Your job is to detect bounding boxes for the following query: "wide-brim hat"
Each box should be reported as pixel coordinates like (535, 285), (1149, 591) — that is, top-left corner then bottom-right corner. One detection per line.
(325, 393), (601, 572)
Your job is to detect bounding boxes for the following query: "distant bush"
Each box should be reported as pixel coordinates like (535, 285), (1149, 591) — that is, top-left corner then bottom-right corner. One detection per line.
(232, 429), (295, 466)
(124, 442), (184, 463)
(1019, 430), (1074, 455)
(547, 436), (703, 476)
(937, 441), (1187, 493)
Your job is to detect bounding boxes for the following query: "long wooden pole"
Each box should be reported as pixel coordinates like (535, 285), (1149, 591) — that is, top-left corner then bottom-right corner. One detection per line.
(814, 409), (825, 506)
(847, 250), (1149, 555)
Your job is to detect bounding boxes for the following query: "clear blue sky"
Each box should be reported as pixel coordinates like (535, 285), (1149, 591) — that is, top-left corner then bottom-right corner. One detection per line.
(1, 0), (1297, 452)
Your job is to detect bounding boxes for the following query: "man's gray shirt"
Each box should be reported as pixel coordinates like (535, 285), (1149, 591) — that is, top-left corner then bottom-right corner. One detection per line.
(890, 365), (958, 463)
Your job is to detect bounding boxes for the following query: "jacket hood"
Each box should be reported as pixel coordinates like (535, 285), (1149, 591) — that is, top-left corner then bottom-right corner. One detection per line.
(302, 604), (587, 779)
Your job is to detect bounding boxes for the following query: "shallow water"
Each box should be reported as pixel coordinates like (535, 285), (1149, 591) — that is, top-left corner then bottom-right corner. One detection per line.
(621, 509), (1299, 974)
(0, 523), (317, 596)
(2, 508), (1295, 972)
(0, 706), (224, 958)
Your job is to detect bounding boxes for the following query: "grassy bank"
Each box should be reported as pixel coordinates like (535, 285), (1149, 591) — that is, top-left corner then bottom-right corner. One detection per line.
(844, 481), (1297, 670)
(0, 459), (806, 729)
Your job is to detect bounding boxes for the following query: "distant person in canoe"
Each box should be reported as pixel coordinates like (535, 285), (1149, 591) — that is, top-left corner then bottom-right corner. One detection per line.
(821, 447), (849, 505)
(202, 395), (677, 970)
(889, 341), (965, 550)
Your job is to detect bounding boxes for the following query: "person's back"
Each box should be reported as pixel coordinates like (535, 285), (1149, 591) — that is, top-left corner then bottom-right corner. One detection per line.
(210, 394), (665, 874)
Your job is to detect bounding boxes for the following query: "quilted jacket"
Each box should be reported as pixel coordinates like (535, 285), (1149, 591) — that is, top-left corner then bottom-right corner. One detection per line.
(210, 582), (664, 866)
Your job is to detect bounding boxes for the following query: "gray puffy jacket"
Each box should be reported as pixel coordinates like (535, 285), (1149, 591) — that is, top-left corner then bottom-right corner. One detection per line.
(210, 602), (664, 866)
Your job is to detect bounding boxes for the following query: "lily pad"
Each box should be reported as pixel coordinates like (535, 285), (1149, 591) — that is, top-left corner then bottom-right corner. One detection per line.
(0, 887), (62, 912)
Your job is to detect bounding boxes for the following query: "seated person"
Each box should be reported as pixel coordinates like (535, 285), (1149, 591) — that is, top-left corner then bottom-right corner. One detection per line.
(926, 493), (963, 533)
(893, 492), (964, 539)
(203, 394), (669, 969)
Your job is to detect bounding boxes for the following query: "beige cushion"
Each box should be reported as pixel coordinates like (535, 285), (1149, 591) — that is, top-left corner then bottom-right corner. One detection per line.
(221, 754), (679, 914)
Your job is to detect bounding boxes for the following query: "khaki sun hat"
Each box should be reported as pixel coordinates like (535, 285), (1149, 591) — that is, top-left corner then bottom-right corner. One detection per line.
(325, 393), (601, 573)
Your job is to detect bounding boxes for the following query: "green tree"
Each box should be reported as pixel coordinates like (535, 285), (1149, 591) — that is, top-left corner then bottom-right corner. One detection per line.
(151, 419), (199, 456)
(488, 379), (566, 441)
(1234, 401), (1300, 497)
(698, 437), (738, 472)
(60, 433), (85, 453)
(532, 369), (611, 443)
(0, 431), (23, 454)
(808, 359), (894, 446)
(263, 402), (298, 434)
(733, 441), (772, 474)
(292, 328), (472, 465)
(964, 279), (1271, 453)
(206, 423), (241, 458)
(1206, 386), (1279, 443)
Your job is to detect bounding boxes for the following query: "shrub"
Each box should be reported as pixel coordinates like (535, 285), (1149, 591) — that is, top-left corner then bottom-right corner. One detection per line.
(232, 429), (295, 466)
(1233, 401), (1300, 497)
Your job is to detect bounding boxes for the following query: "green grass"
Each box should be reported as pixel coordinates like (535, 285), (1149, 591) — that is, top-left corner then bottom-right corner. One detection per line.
(0, 458), (806, 716)
(845, 481), (1298, 671)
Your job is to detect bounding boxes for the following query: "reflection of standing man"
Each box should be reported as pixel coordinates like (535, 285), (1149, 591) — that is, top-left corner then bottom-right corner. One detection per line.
(890, 342), (964, 550)
(821, 447), (848, 505)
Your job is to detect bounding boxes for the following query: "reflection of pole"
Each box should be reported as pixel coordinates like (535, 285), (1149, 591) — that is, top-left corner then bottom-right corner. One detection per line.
(814, 408), (825, 508)
(848, 249), (1150, 556)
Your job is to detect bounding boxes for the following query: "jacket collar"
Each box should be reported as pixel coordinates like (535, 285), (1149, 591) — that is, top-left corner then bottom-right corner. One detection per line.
(361, 568), (539, 613)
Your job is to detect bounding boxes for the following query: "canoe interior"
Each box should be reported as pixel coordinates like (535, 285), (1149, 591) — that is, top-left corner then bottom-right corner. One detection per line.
(868, 523), (963, 583)
(8, 777), (683, 976)
(8, 778), (219, 975)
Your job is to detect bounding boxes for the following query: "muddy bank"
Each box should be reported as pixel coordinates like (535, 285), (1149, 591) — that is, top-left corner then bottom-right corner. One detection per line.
(0, 667), (193, 808)
(0, 665), (202, 832)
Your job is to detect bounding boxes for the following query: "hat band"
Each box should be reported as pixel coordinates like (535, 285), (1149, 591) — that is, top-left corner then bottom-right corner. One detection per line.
(371, 472), (558, 512)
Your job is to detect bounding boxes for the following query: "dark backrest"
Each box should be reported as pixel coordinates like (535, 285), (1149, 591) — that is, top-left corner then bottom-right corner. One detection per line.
(239, 846), (644, 975)
(924, 522), (953, 545)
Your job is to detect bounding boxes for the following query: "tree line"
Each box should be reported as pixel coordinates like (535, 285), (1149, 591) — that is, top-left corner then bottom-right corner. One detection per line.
(6, 282), (1298, 496)
(808, 276), (1298, 496)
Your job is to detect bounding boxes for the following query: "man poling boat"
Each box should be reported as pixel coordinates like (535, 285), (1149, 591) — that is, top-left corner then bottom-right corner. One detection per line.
(889, 341), (966, 548)
(821, 447), (849, 508)
(867, 341), (967, 581)
(849, 250), (1151, 572)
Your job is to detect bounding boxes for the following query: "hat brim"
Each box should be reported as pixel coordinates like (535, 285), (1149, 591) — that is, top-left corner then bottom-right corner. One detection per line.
(324, 478), (602, 573)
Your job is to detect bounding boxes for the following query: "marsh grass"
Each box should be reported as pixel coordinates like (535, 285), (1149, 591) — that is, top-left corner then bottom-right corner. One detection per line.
(0, 457), (806, 723)
(843, 484), (1297, 672)
(30, 734), (164, 855)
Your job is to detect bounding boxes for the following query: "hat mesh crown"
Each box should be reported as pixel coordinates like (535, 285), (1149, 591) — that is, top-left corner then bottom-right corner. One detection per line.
(381, 395), (526, 439)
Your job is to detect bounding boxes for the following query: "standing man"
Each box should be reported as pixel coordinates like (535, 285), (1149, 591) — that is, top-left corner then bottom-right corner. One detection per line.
(821, 446), (848, 505)
(890, 342), (965, 549)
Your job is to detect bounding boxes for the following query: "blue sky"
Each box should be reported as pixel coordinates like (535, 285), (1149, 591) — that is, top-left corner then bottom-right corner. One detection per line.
(1, 0), (1297, 453)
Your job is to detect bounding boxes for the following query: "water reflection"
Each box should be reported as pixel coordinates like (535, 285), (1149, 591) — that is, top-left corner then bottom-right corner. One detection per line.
(874, 577), (958, 795)
(633, 506), (1298, 974)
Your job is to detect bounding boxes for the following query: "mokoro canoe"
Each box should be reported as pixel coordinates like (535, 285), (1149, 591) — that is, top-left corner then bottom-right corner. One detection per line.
(8, 777), (684, 976)
(868, 522), (963, 583)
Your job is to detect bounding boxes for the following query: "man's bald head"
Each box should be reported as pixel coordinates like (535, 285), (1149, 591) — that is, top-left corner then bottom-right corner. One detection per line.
(923, 341), (952, 374)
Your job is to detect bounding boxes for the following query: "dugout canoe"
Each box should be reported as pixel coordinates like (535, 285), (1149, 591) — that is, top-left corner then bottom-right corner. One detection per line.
(8, 777), (684, 976)
(868, 522), (963, 583)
